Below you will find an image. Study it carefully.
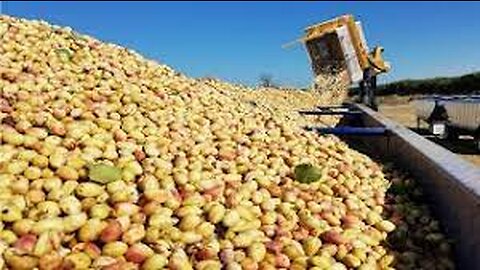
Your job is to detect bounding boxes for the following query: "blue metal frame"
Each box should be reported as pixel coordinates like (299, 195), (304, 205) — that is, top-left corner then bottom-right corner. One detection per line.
(306, 126), (387, 136)
(299, 110), (362, 116)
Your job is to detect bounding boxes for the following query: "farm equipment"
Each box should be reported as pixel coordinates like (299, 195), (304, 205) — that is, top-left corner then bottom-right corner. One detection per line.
(286, 14), (391, 110)
(293, 15), (391, 136)
(413, 95), (480, 151)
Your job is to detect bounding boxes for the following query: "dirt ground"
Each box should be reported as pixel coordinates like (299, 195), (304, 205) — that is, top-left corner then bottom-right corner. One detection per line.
(378, 96), (480, 167)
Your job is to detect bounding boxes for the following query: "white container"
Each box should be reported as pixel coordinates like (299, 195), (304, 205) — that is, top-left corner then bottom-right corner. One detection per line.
(304, 20), (367, 85)
(335, 25), (363, 84)
(443, 98), (480, 131)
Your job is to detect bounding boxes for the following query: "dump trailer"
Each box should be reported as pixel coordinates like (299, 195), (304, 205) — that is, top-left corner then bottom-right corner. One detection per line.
(413, 95), (480, 150)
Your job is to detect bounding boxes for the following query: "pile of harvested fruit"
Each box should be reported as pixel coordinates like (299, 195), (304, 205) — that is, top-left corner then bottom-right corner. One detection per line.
(381, 167), (455, 270)
(201, 78), (346, 128)
(0, 15), (454, 269)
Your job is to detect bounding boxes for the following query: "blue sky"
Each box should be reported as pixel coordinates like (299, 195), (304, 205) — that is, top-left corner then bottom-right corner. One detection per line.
(2, 1), (480, 87)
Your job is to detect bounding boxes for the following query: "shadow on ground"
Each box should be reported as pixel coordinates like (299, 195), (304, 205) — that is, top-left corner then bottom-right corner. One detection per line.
(408, 128), (479, 155)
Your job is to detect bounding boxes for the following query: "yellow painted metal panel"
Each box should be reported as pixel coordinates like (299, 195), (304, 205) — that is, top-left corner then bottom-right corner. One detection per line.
(302, 14), (369, 70)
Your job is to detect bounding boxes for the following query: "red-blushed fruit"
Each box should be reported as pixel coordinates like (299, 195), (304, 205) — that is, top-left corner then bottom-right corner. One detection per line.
(194, 247), (216, 261)
(0, 97), (13, 113)
(342, 214), (360, 228)
(14, 234), (37, 254)
(292, 227), (310, 241)
(321, 230), (348, 245)
(50, 123), (66, 136)
(203, 185), (223, 200)
(274, 253), (290, 268)
(218, 149), (236, 161)
(84, 242), (101, 258)
(125, 245), (147, 263)
(113, 130), (127, 142)
(265, 241), (283, 254)
(100, 220), (123, 243)
(134, 149), (146, 162)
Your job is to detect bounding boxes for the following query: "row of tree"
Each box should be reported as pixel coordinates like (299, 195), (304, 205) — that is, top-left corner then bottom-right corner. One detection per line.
(350, 72), (480, 96)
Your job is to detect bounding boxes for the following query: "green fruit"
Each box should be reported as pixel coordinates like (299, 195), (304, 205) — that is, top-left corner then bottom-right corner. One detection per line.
(88, 163), (122, 184)
(55, 48), (73, 61)
(294, 163), (322, 183)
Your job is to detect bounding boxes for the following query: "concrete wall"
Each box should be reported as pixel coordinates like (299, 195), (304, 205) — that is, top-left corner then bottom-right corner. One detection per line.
(345, 104), (480, 269)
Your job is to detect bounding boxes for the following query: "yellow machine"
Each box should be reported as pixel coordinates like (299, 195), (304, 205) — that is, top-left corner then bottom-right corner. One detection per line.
(287, 14), (391, 109)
